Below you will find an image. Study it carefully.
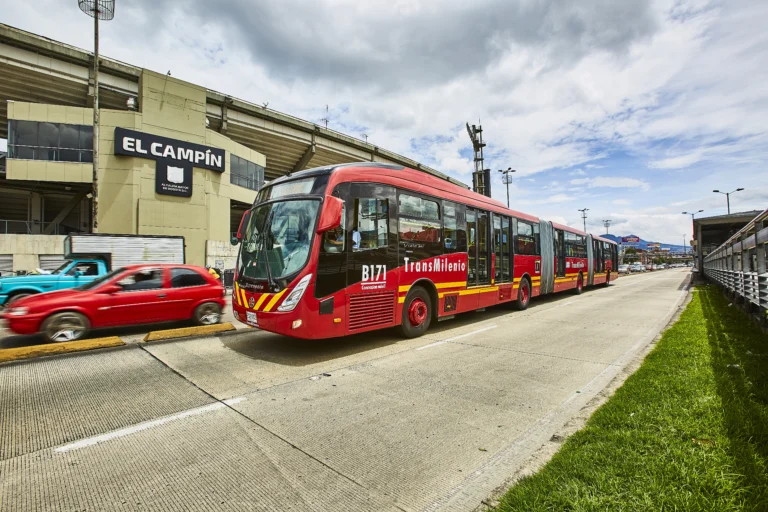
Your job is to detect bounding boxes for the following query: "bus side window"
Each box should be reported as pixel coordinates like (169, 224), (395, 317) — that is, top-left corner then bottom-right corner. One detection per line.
(322, 203), (346, 253)
(443, 201), (466, 253)
(353, 198), (388, 251)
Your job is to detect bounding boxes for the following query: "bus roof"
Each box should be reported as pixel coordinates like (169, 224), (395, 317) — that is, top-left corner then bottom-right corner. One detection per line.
(276, 162), (541, 223)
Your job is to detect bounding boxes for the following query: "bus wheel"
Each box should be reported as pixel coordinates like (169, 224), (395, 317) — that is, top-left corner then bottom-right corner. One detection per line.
(515, 279), (531, 310)
(398, 287), (432, 338)
(574, 273), (584, 295)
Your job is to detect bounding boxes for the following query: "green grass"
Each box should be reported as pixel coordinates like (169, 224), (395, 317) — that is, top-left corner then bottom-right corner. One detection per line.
(495, 285), (768, 512)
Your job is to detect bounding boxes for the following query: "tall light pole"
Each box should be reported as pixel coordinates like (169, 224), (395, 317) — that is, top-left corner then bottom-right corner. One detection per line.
(712, 188), (744, 215)
(682, 210), (703, 223)
(683, 234), (687, 255)
(602, 219), (612, 234)
(498, 168), (515, 208)
(578, 208), (589, 232)
(79, 1), (115, 233)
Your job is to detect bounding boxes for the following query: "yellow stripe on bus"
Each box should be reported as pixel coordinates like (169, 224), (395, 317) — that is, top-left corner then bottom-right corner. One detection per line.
(233, 283), (240, 306)
(240, 287), (247, 307)
(263, 289), (287, 312)
(436, 281), (467, 289)
(399, 281), (467, 293)
(438, 286), (498, 298)
(253, 293), (270, 310)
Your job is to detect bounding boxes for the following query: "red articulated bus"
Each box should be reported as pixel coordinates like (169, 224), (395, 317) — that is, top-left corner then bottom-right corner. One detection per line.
(231, 163), (619, 339)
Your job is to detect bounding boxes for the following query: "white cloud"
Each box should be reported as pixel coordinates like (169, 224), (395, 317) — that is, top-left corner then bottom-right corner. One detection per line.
(613, 199), (631, 205)
(570, 176), (650, 191)
(569, 169), (587, 176)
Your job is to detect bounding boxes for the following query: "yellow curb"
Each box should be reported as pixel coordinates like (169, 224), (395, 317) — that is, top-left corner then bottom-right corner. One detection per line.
(0, 336), (125, 363)
(142, 322), (236, 342)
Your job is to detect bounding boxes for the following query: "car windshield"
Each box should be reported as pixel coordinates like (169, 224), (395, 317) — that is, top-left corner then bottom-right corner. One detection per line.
(238, 199), (320, 282)
(77, 268), (125, 291)
(51, 261), (72, 274)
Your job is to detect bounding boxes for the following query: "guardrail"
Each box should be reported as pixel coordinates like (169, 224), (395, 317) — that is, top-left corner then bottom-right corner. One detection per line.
(703, 208), (768, 311)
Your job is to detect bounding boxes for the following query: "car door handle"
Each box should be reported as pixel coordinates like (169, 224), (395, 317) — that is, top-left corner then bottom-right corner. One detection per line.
(157, 294), (167, 298)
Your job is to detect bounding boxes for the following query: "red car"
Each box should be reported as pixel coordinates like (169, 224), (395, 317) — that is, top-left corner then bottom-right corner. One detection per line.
(1, 264), (226, 343)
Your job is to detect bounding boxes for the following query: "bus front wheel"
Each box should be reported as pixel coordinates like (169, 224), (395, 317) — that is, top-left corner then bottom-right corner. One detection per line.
(398, 287), (432, 338)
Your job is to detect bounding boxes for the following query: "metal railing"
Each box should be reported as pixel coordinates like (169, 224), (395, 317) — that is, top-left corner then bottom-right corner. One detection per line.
(0, 219), (69, 235)
(703, 209), (768, 311)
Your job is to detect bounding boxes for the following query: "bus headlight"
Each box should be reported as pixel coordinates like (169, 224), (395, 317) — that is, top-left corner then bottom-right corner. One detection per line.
(277, 274), (312, 312)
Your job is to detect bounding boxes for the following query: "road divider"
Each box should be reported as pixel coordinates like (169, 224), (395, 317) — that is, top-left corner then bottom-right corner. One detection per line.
(0, 336), (124, 363)
(142, 323), (236, 342)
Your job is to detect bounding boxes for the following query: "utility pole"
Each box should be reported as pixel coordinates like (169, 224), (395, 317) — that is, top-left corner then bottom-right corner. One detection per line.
(466, 122), (491, 197)
(498, 167), (515, 208)
(320, 105), (329, 129)
(78, 0), (115, 233)
(578, 208), (589, 233)
(713, 188), (744, 214)
(602, 219), (612, 234)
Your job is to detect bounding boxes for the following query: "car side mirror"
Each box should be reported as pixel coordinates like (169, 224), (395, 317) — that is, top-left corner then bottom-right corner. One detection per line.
(317, 196), (343, 233)
(100, 284), (121, 294)
(230, 236), (239, 246)
(235, 210), (252, 243)
(75, 271), (83, 278)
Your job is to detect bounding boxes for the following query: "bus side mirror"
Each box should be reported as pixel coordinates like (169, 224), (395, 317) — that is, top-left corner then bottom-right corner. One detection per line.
(316, 196), (343, 234)
(235, 209), (252, 244)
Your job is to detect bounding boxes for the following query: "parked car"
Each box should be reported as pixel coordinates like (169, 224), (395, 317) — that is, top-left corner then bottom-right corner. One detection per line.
(1, 264), (225, 342)
(629, 263), (645, 273)
(618, 264), (630, 274)
(0, 234), (185, 306)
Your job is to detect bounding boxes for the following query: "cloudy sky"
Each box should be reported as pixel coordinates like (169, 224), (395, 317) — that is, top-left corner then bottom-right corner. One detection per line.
(3, 0), (767, 244)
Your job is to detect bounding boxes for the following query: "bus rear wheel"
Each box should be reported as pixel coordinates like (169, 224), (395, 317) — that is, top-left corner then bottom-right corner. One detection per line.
(574, 273), (584, 295)
(398, 287), (432, 338)
(515, 278), (531, 310)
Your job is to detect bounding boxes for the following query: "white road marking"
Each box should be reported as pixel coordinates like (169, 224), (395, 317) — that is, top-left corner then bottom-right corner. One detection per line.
(416, 325), (497, 351)
(55, 397), (245, 453)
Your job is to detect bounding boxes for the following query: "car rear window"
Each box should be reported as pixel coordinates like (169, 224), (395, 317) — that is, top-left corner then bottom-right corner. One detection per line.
(171, 268), (208, 288)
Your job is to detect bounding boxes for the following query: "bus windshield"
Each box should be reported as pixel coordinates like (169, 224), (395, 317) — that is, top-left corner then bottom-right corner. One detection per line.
(238, 199), (320, 283)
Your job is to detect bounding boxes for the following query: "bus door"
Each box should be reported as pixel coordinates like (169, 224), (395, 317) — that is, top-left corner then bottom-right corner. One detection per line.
(346, 183), (398, 328)
(555, 229), (566, 277)
(477, 211), (491, 285)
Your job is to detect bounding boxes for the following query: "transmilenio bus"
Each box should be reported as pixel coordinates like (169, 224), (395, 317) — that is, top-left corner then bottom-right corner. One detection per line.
(231, 163), (618, 339)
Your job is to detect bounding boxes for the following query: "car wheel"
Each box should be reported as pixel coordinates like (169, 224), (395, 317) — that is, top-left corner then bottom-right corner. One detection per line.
(41, 312), (90, 343)
(7, 292), (35, 305)
(515, 278), (531, 310)
(194, 302), (222, 326)
(574, 272), (584, 295)
(398, 286), (432, 338)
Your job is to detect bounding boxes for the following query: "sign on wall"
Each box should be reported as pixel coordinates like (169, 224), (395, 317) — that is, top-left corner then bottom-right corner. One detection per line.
(114, 127), (226, 198)
(622, 236), (640, 243)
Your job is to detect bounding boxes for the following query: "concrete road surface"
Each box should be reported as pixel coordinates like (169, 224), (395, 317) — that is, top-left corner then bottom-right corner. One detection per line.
(1, 270), (691, 511)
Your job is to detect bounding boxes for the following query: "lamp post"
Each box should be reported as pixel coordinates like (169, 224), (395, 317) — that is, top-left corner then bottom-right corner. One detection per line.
(602, 219), (612, 234)
(78, 0), (116, 233)
(498, 168), (515, 208)
(712, 188), (744, 215)
(578, 208), (589, 232)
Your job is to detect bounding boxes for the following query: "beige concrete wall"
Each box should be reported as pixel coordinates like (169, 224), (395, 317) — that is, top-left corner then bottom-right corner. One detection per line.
(5, 70), (261, 267)
(205, 240), (240, 269)
(0, 235), (66, 272)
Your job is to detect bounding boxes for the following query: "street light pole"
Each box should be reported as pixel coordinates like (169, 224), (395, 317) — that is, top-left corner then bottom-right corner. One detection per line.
(498, 167), (515, 208)
(713, 188), (744, 215)
(578, 208), (589, 233)
(602, 219), (612, 234)
(78, 1), (115, 233)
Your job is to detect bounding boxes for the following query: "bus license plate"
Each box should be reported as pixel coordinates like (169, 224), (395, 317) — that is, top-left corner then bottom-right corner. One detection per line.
(246, 311), (258, 326)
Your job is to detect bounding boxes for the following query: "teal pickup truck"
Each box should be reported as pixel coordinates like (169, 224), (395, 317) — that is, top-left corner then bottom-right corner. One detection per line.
(0, 234), (185, 306)
(0, 258), (109, 305)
